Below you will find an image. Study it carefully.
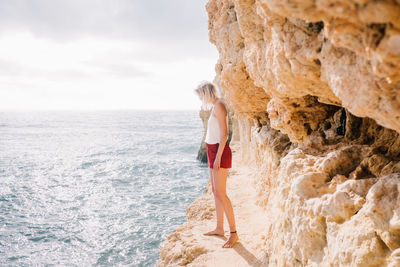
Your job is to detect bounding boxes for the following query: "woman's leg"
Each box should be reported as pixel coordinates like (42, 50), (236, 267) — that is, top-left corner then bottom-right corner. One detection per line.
(203, 167), (225, 236)
(213, 167), (239, 248)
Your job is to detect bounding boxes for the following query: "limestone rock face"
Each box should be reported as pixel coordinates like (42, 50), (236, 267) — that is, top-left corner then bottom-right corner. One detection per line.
(159, 0), (400, 266)
(205, 0), (400, 265)
(232, 112), (400, 266)
(207, 0), (400, 141)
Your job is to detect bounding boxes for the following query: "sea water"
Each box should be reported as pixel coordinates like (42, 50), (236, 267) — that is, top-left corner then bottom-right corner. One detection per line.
(0, 110), (209, 266)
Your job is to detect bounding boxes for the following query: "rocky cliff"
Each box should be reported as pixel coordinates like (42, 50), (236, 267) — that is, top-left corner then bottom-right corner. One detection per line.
(159, 1), (400, 266)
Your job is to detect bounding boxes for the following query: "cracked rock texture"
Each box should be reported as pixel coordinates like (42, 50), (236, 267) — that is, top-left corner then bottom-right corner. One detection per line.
(159, 0), (400, 266)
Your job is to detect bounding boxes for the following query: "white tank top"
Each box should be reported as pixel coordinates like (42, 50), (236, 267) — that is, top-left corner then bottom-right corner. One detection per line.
(205, 106), (228, 144)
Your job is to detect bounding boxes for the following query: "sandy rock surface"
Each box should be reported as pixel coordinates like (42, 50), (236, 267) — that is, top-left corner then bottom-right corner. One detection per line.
(159, 0), (400, 266)
(158, 142), (270, 266)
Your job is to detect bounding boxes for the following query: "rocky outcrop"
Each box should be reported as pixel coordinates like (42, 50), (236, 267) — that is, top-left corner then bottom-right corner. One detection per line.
(207, 0), (400, 141)
(159, 0), (400, 266)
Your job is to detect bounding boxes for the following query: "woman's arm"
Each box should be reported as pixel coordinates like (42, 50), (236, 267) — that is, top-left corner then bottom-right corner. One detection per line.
(213, 102), (228, 169)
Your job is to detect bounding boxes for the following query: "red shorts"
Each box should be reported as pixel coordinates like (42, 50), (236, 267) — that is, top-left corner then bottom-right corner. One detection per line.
(206, 143), (232, 169)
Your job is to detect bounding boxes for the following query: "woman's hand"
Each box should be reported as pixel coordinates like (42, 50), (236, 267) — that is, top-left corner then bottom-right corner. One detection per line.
(213, 156), (221, 170)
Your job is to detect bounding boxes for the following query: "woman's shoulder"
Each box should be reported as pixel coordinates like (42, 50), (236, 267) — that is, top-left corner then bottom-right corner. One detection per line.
(214, 100), (227, 114)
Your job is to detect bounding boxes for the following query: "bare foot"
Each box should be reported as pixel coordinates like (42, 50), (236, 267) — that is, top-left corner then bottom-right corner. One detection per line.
(222, 232), (239, 248)
(203, 229), (225, 236)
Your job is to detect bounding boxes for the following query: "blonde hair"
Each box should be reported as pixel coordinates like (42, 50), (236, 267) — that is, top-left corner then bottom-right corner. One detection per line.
(194, 81), (220, 110)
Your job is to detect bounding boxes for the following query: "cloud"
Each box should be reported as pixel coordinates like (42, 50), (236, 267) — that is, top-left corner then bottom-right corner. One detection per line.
(0, 0), (219, 110)
(83, 62), (151, 79)
(0, 59), (24, 76)
(0, 36), (151, 80)
(0, 64), (150, 80)
(0, 0), (216, 61)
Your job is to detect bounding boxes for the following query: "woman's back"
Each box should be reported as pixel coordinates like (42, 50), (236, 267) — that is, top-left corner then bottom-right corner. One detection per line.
(205, 103), (228, 144)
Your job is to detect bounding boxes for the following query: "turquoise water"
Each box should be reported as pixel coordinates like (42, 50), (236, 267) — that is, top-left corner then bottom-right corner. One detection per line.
(0, 110), (209, 266)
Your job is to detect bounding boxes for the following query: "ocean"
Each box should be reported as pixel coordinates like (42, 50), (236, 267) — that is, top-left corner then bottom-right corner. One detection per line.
(0, 110), (209, 266)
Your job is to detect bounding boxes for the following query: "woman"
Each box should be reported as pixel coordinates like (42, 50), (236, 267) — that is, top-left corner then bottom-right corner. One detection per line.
(194, 81), (239, 248)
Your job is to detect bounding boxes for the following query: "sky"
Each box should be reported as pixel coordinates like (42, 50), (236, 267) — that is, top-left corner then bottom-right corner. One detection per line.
(0, 0), (219, 110)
